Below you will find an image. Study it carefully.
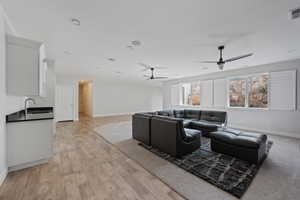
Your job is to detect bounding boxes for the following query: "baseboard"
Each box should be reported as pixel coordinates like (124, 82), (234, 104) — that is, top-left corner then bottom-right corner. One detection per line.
(231, 125), (300, 139)
(0, 168), (8, 186)
(93, 112), (135, 118)
(8, 158), (50, 173)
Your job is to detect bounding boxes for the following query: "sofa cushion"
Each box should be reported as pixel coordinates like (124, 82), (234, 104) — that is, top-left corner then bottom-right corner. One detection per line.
(184, 109), (201, 120)
(190, 120), (219, 132)
(184, 128), (201, 142)
(200, 111), (226, 123)
(174, 110), (184, 118)
(156, 110), (174, 117)
(210, 129), (267, 149)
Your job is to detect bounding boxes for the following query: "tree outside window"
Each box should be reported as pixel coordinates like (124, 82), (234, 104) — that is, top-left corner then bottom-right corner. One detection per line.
(248, 74), (268, 108)
(229, 78), (246, 107)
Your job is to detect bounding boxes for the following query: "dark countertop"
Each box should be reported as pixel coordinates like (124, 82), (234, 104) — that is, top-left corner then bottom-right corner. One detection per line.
(6, 107), (54, 123)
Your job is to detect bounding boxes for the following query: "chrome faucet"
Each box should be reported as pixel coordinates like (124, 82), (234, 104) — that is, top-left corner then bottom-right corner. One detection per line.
(24, 97), (36, 119)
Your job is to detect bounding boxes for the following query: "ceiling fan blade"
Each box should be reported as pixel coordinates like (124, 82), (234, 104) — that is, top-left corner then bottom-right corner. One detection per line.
(155, 66), (168, 70)
(138, 62), (149, 67)
(141, 69), (149, 72)
(138, 62), (151, 70)
(197, 61), (218, 63)
(224, 53), (253, 62)
(143, 75), (150, 77)
(154, 76), (168, 79)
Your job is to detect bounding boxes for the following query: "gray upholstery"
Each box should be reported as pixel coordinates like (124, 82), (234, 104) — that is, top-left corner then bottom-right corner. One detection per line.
(210, 128), (267, 164)
(132, 113), (153, 145)
(184, 128), (201, 142)
(156, 110), (174, 117)
(210, 128), (267, 148)
(190, 120), (220, 133)
(184, 109), (201, 120)
(150, 116), (201, 157)
(155, 109), (226, 135)
(174, 109), (184, 118)
(200, 111), (227, 123)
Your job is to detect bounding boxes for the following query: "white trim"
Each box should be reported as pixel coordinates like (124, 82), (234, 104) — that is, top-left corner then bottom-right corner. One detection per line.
(8, 159), (49, 173)
(231, 125), (300, 139)
(0, 168), (8, 186)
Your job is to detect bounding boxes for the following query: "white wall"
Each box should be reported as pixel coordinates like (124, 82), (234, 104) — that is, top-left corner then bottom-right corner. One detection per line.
(163, 59), (300, 139)
(56, 75), (163, 119)
(0, 4), (7, 185)
(93, 80), (163, 117)
(0, 4), (30, 185)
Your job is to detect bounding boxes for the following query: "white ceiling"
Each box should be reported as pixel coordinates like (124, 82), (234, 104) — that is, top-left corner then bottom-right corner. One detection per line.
(1, 0), (300, 83)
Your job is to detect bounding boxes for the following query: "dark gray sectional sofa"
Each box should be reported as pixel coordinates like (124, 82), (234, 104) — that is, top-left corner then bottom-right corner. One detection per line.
(132, 109), (226, 157)
(155, 109), (227, 135)
(133, 109), (268, 164)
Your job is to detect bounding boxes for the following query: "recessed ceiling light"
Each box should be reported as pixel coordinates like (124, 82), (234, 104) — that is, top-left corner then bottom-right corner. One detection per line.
(71, 18), (81, 26)
(108, 58), (116, 62)
(131, 40), (141, 46)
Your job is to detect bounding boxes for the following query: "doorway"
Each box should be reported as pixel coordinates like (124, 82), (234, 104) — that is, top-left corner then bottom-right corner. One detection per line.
(78, 80), (93, 119)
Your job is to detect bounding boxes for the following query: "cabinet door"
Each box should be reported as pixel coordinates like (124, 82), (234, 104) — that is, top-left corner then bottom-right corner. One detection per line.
(39, 44), (47, 97)
(6, 42), (39, 96)
(7, 120), (53, 168)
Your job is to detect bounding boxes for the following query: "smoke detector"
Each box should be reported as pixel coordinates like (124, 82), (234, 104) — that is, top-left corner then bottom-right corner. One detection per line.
(289, 7), (300, 19)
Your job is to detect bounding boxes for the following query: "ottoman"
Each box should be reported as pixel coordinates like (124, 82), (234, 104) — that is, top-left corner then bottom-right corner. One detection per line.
(210, 128), (267, 164)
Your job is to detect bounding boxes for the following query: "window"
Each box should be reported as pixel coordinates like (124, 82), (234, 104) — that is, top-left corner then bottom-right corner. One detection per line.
(229, 78), (246, 107)
(248, 74), (268, 108)
(181, 81), (201, 105)
(228, 73), (269, 108)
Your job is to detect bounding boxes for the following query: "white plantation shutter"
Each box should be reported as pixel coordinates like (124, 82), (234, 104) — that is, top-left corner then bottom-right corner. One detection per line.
(171, 84), (180, 106)
(200, 80), (213, 107)
(270, 70), (296, 110)
(213, 79), (227, 107)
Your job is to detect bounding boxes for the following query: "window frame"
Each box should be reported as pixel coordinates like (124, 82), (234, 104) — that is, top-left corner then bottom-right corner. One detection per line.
(227, 73), (270, 110)
(227, 76), (248, 108)
(179, 81), (201, 106)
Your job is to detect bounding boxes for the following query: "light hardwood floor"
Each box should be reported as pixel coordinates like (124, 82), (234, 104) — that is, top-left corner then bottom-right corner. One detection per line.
(0, 115), (185, 200)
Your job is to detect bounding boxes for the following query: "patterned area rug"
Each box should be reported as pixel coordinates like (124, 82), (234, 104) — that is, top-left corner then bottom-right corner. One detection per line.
(140, 137), (273, 198)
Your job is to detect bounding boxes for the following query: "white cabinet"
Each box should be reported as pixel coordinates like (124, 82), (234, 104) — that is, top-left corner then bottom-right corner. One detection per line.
(7, 120), (53, 171)
(6, 35), (47, 96)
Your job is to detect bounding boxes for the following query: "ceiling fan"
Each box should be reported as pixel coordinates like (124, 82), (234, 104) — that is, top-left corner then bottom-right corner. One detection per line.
(199, 46), (253, 70)
(138, 62), (167, 71)
(138, 62), (168, 80)
(143, 67), (168, 80)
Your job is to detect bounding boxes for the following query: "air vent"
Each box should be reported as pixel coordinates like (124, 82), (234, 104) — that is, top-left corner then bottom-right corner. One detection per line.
(290, 7), (300, 19)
